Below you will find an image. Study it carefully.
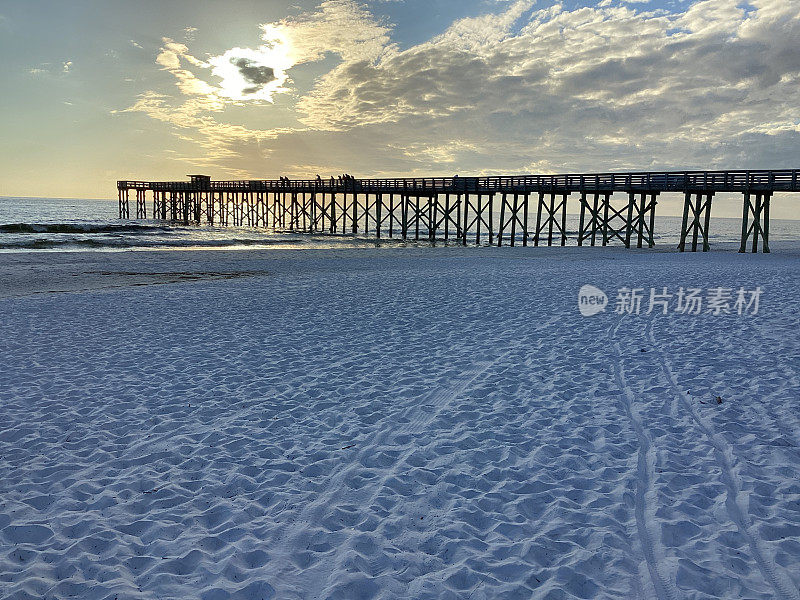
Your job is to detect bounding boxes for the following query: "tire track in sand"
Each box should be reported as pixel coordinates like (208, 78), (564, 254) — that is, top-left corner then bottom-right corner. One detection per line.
(268, 345), (518, 593)
(315, 343), (523, 592)
(609, 318), (679, 600)
(647, 319), (800, 600)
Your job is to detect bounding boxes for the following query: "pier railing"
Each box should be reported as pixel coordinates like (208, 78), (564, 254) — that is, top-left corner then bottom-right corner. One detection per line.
(119, 169), (800, 194)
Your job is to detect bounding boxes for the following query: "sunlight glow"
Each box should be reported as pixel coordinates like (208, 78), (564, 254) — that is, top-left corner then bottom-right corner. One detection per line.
(208, 26), (293, 103)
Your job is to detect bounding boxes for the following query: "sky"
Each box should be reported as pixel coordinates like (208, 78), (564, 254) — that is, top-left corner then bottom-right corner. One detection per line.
(0, 0), (799, 207)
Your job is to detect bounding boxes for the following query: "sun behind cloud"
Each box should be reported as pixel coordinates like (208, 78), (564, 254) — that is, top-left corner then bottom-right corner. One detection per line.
(208, 25), (293, 103)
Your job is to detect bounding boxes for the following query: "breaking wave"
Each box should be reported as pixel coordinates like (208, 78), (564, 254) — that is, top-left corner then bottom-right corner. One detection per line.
(0, 236), (294, 250)
(0, 222), (173, 234)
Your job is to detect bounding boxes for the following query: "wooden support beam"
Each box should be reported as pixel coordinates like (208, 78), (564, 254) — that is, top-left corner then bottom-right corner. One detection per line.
(679, 192), (712, 252)
(739, 192), (771, 253)
(534, 192), (543, 246)
(596, 192), (640, 248)
(415, 196), (421, 241)
(522, 193), (529, 246)
(401, 194), (409, 240)
(533, 192), (569, 246)
(475, 194), (482, 245)
(636, 193), (646, 247)
(340, 190), (348, 233)
(578, 192), (588, 247)
(236, 193), (243, 227)
(366, 194), (377, 235)
(388, 193), (395, 238)
(443, 194), (450, 241)
(451, 193), (462, 241)
(305, 192), (312, 232)
(317, 192), (325, 232)
(284, 190), (289, 229)
(455, 194), (462, 241)
(762, 193), (771, 254)
(488, 193), (495, 245)
(463, 193), (493, 246)
(631, 192), (657, 249)
(497, 192), (506, 246)
(461, 193), (469, 246)
(135, 189), (147, 219)
(182, 192), (190, 225)
(429, 195), (436, 242)
(624, 192), (635, 249)
(339, 191), (349, 234)
(119, 189), (130, 219)
(511, 194), (519, 247)
(375, 193), (382, 239)
(329, 193), (337, 233)
(352, 190), (358, 234)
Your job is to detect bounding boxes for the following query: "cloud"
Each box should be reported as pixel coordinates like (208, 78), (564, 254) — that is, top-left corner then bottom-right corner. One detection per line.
(155, 38), (218, 97)
(125, 0), (800, 177)
(27, 61), (74, 77)
(294, 0), (800, 167)
(232, 58), (276, 94)
(267, 0), (391, 64)
(207, 44), (290, 102)
(120, 90), (290, 176)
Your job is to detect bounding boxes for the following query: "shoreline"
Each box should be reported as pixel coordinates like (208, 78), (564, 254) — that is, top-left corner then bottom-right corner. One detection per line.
(1, 244), (798, 299)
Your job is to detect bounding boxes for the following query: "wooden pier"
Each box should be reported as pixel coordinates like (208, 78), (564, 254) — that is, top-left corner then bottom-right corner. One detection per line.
(117, 170), (800, 253)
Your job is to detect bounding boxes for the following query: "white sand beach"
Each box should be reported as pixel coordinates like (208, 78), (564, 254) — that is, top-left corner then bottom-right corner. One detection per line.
(1, 246), (799, 600)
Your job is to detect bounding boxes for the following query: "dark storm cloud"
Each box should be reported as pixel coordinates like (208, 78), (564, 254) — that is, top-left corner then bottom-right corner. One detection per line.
(232, 57), (276, 94)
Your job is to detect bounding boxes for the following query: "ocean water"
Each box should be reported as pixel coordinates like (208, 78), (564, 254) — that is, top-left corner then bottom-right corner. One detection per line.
(0, 197), (382, 252)
(1, 196), (798, 252)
